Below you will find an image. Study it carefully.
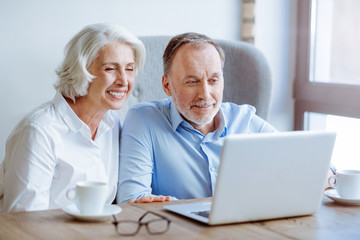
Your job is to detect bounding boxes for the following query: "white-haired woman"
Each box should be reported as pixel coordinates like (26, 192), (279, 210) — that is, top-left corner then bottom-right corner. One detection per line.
(0, 23), (145, 212)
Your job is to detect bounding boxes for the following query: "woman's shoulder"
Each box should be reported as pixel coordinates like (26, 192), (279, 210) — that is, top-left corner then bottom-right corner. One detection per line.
(4, 100), (59, 152)
(8, 98), (62, 141)
(21, 101), (57, 127)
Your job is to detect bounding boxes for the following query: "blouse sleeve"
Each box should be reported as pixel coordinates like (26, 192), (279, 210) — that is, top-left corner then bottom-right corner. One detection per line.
(3, 123), (57, 212)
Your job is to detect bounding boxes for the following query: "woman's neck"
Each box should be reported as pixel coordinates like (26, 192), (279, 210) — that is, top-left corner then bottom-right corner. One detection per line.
(65, 96), (106, 140)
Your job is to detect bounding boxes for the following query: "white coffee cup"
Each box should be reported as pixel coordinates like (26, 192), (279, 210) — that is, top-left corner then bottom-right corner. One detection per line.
(66, 181), (108, 215)
(328, 169), (360, 199)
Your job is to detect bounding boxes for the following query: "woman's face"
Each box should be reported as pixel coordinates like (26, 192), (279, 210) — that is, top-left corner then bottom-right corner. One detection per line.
(86, 41), (136, 112)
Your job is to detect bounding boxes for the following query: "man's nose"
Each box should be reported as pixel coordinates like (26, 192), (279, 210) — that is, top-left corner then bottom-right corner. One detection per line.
(197, 81), (211, 99)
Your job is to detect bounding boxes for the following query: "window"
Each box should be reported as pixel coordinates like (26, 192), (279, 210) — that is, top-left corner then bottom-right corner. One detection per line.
(295, 0), (360, 170)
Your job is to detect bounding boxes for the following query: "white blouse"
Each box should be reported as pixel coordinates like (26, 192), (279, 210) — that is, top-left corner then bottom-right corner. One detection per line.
(0, 93), (120, 212)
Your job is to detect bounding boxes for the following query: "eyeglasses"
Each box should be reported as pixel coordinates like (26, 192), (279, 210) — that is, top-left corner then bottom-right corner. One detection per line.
(112, 211), (171, 236)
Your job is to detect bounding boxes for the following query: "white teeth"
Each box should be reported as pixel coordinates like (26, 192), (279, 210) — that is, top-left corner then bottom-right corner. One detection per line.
(191, 100), (216, 108)
(108, 91), (125, 97)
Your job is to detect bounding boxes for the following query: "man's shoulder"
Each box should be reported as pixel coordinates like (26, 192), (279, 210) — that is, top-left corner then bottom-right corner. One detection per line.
(122, 98), (173, 135)
(221, 102), (276, 133)
(221, 102), (256, 115)
(124, 98), (172, 126)
(130, 98), (171, 114)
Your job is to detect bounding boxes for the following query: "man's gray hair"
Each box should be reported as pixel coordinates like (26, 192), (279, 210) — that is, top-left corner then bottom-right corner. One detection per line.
(54, 23), (145, 103)
(163, 32), (225, 76)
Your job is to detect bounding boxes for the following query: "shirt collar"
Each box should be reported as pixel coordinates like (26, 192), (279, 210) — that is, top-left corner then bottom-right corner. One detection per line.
(169, 99), (185, 132)
(216, 107), (227, 138)
(97, 111), (116, 139)
(53, 92), (84, 132)
(53, 92), (115, 138)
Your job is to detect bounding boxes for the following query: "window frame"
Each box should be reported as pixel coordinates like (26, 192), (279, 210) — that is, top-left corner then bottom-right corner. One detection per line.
(294, 0), (360, 130)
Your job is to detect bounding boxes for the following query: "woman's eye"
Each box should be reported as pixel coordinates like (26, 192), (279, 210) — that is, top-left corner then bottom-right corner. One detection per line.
(105, 68), (115, 71)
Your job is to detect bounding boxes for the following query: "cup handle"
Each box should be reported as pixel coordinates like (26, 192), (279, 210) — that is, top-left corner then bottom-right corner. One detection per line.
(66, 187), (76, 200)
(328, 175), (337, 188)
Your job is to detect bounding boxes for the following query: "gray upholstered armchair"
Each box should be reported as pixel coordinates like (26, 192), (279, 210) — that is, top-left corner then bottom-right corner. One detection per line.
(115, 36), (272, 122)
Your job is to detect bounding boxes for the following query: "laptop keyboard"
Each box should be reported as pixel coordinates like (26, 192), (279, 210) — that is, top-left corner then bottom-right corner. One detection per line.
(192, 210), (210, 218)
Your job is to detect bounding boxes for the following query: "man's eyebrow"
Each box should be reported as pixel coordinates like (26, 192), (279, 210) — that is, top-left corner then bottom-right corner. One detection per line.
(184, 75), (198, 79)
(211, 72), (222, 77)
(184, 72), (222, 79)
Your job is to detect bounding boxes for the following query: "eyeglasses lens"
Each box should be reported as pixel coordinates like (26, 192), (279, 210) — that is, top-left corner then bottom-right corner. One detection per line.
(116, 221), (139, 235)
(147, 219), (170, 234)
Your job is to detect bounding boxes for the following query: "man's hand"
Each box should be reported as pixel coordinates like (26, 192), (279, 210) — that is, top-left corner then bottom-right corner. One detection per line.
(128, 195), (171, 203)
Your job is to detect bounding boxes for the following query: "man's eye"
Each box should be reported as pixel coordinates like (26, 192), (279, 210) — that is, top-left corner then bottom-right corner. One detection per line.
(126, 67), (134, 71)
(186, 80), (197, 84)
(105, 68), (115, 71)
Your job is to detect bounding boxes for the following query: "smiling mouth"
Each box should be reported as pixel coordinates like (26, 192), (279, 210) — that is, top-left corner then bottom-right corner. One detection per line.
(192, 106), (212, 111)
(194, 105), (212, 108)
(108, 91), (126, 98)
(191, 101), (216, 110)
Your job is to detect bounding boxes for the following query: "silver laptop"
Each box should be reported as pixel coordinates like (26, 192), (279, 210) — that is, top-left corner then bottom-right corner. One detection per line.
(164, 131), (336, 225)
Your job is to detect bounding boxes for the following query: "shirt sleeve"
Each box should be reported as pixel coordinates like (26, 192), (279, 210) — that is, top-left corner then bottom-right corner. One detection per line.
(3, 123), (57, 212)
(249, 113), (278, 133)
(117, 108), (154, 203)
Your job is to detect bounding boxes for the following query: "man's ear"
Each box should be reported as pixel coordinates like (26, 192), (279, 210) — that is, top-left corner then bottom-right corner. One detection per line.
(162, 75), (172, 96)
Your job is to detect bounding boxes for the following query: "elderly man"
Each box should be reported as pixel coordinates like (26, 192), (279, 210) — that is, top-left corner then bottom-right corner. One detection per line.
(117, 32), (277, 204)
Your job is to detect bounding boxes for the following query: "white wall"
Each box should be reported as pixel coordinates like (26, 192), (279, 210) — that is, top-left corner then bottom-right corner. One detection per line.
(0, 0), (296, 161)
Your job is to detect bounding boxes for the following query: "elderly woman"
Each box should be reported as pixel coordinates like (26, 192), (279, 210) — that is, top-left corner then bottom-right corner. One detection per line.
(0, 23), (145, 212)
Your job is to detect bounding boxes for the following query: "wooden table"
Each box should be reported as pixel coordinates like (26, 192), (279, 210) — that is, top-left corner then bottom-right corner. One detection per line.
(1, 197), (360, 240)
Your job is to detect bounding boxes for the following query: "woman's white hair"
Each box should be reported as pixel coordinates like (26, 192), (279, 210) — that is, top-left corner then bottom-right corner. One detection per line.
(54, 23), (145, 102)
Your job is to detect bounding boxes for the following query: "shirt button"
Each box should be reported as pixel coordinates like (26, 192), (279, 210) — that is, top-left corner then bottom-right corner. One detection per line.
(210, 167), (215, 172)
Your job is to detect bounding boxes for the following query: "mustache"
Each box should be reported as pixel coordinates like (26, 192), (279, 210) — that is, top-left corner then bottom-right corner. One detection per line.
(190, 100), (216, 107)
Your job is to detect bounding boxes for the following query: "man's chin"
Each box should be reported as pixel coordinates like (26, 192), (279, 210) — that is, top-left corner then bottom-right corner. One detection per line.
(186, 114), (214, 126)
(179, 106), (219, 126)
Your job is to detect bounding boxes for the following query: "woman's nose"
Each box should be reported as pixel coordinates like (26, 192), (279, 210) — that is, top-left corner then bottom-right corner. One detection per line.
(115, 70), (128, 86)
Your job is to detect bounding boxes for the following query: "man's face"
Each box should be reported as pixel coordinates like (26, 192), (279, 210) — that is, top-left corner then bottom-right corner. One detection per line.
(162, 43), (224, 129)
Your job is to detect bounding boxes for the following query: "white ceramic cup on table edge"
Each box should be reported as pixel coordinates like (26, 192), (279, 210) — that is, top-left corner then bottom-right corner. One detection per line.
(66, 181), (108, 215)
(328, 169), (360, 199)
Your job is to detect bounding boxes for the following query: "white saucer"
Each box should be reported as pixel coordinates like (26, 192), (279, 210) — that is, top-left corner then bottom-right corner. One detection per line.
(62, 204), (122, 222)
(324, 189), (360, 206)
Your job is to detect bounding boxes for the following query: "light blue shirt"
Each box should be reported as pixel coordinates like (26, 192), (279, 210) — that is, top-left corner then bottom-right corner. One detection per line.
(117, 98), (276, 203)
